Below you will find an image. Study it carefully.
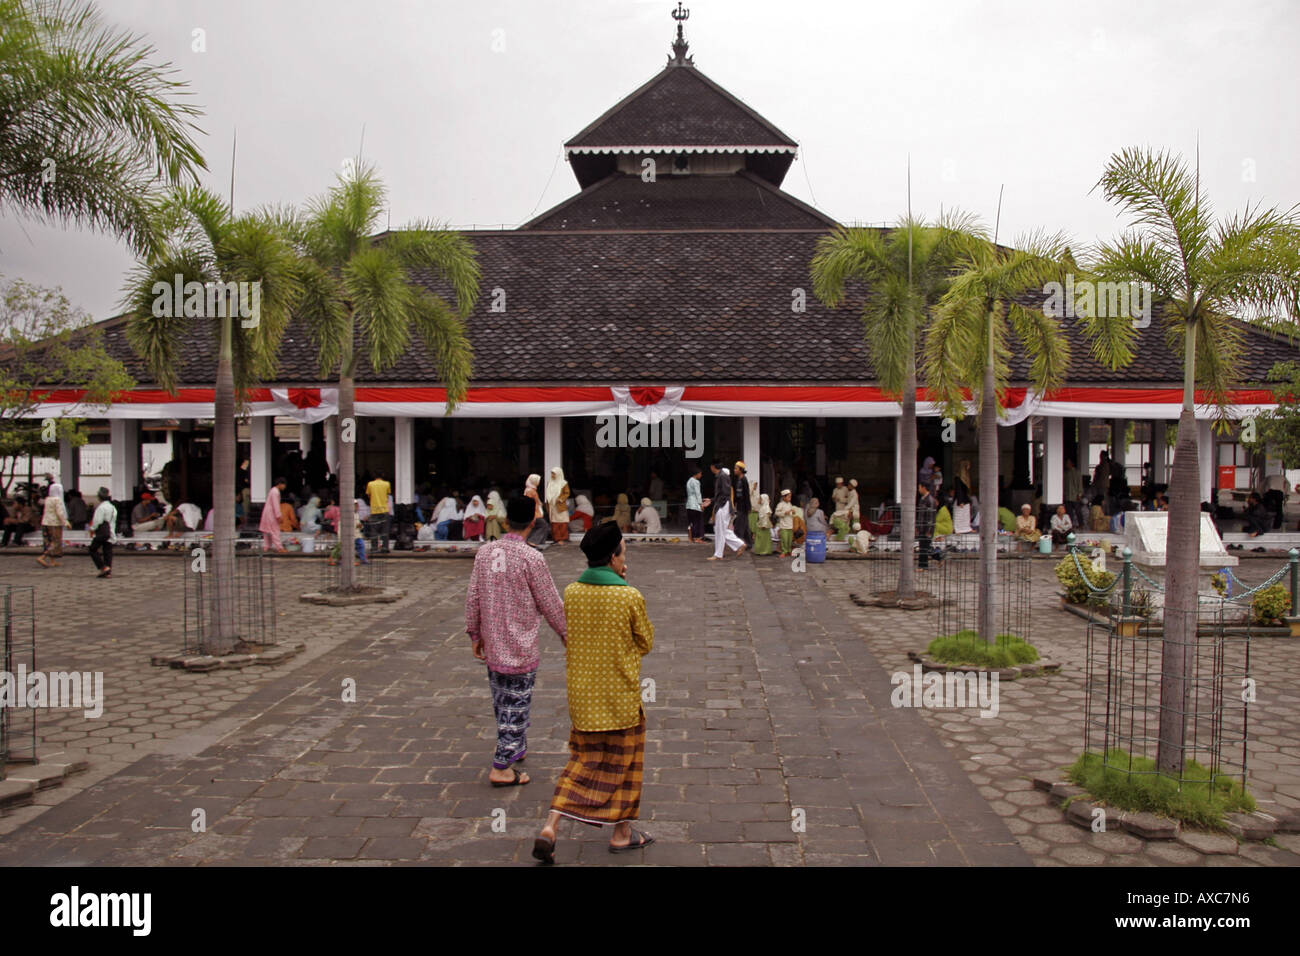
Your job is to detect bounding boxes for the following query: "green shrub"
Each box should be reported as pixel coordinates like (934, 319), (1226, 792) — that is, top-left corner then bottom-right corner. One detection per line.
(1055, 554), (1116, 605)
(1251, 583), (1291, 625)
(1066, 749), (1255, 829)
(926, 630), (1039, 668)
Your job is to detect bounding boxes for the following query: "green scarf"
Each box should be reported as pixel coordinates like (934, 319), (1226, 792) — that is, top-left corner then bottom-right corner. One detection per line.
(578, 566), (628, 586)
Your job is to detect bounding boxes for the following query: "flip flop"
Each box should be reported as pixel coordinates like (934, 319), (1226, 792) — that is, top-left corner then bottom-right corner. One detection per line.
(532, 835), (556, 865)
(609, 828), (655, 853)
(490, 767), (529, 788)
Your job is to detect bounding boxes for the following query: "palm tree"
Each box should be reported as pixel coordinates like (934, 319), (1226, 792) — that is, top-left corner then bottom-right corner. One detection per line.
(124, 188), (300, 654)
(1, 0), (205, 254)
(1093, 147), (1300, 774)
(811, 213), (974, 600)
(293, 163), (479, 591)
(925, 228), (1134, 643)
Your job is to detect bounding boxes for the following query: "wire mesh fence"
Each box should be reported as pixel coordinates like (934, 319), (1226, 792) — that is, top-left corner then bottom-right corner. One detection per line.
(933, 552), (1032, 638)
(1079, 546), (1279, 792)
(1, 585), (38, 774)
(182, 546), (278, 655)
(317, 534), (389, 594)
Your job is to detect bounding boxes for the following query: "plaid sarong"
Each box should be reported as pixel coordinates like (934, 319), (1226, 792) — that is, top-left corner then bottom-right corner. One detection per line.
(488, 669), (536, 770)
(550, 714), (645, 826)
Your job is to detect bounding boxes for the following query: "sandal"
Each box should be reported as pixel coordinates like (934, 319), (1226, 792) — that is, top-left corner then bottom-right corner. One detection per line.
(532, 835), (556, 865)
(609, 828), (655, 852)
(490, 767), (529, 788)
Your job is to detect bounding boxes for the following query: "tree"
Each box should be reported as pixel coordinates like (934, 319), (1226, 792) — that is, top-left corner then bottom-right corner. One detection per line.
(1092, 147), (1300, 774)
(811, 213), (975, 600)
(925, 228), (1133, 643)
(1247, 361), (1300, 468)
(124, 188), (300, 654)
(0, 0), (206, 254)
(0, 275), (133, 492)
(292, 163), (479, 591)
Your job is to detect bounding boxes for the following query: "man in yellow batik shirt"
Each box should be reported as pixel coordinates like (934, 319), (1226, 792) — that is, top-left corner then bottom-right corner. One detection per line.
(533, 521), (654, 864)
(365, 471), (392, 553)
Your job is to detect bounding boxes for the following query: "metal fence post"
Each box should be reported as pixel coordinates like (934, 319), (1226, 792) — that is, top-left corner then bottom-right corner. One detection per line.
(1121, 546), (1133, 617)
(1290, 548), (1298, 615)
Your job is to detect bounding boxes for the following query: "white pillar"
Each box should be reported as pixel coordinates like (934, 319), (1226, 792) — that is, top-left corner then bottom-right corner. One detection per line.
(894, 418), (904, 503)
(543, 416), (562, 481)
(393, 416), (414, 504)
(109, 419), (138, 502)
(58, 436), (81, 496)
(1197, 418), (1214, 502)
(298, 423), (313, 453)
(1152, 419), (1167, 484)
(250, 415), (273, 498)
(1077, 417), (1092, 481)
(1044, 416), (1064, 502)
(325, 416), (339, 473)
(743, 417), (760, 483)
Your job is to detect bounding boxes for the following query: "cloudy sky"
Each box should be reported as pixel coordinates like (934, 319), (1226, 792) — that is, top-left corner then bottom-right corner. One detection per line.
(3, 0), (1298, 320)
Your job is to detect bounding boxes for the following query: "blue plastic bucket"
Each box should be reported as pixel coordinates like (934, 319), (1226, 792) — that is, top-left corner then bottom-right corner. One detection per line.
(805, 531), (827, 563)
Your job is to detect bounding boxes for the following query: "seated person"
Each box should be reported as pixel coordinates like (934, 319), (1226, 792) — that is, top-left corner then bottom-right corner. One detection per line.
(321, 498), (340, 534)
(462, 495), (487, 540)
(1243, 492), (1271, 537)
(849, 522), (873, 553)
(1050, 504), (1073, 544)
(279, 495), (301, 533)
(805, 498), (829, 535)
(612, 493), (632, 532)
(934, 504), (954, 536)
(1089, 495), (1109, 533)
(632, 497), (662, 534)
(66, 489), (89, 529)
(1110, 500), (1133, 534)
(1014, 504), (1041, 543)
(131, 492), (165, 532)
(1, 497), (34, 546)
(569, 495), (595, 533)
(299, 495), (322, 533)
(163, 498), (202, 537)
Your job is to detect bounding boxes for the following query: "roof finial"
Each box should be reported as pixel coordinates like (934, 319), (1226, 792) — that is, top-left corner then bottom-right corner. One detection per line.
(669, 3), (693, 66)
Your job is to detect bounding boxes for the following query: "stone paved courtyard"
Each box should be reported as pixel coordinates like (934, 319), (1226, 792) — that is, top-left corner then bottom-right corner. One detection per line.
(0, 545), (1297, 866)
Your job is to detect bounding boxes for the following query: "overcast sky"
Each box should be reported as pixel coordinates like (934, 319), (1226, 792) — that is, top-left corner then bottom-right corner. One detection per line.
(3, 0), (1298, 320)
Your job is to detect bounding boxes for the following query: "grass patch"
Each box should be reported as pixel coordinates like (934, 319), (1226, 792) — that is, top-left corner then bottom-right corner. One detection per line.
(1066, 750), (1255, 830)
(925, 630), (1039, 668)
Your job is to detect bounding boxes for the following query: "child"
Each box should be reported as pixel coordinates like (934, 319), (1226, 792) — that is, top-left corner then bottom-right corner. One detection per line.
(775, 490), (795, 556)
(754, 494), (774, 555)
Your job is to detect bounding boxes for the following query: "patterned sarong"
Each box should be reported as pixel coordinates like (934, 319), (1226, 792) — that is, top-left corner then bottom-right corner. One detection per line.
(42, 525), (64, 559)
(488, 669), (536, 769)
(550, 714), (645, 826)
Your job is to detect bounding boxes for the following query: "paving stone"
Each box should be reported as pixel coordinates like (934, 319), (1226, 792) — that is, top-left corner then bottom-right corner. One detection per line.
(1177, 831), (1239, 855)
(1120, 811), (1180, 840)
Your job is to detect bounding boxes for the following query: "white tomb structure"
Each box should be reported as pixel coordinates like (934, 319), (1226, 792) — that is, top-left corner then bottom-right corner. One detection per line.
(1124, 511), (1237, 567)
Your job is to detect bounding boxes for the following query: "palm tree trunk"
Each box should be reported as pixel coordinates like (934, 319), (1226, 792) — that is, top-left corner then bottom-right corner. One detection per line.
(1158, 322), (1199, 774)
(207, 313), (238, 654)
(897, 360), (918, 600)
(978, 316), (999, 643)
(337, 372), (357, 591)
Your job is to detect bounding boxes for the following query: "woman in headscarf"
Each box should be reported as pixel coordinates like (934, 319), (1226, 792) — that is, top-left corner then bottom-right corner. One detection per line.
(36, 480), (70, 568)
(524, 474), (549, 546)
(805, 497), (829, 535)
(753, 493), (774, 556)
(546, 467), (570, 543)
(570, 494), (595, 533)
(485, 490), (507, 540)
(612, 493), (632, 532)
(435, 495), (462, 540)
(299, 494), (322, 533)
(463, 495), (488, 540)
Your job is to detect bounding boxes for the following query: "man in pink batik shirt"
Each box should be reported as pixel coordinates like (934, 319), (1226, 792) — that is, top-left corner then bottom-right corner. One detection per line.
(464, 495), (567, 787)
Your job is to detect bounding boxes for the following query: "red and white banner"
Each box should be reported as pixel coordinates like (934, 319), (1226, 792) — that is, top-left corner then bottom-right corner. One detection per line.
(19, 384), (1276, 421)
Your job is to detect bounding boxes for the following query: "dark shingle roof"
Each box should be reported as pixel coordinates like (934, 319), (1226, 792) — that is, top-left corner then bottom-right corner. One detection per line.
(522, 172), (835, 230)
(94, 229), (1300, 390)
(565, 64), (798, 152)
